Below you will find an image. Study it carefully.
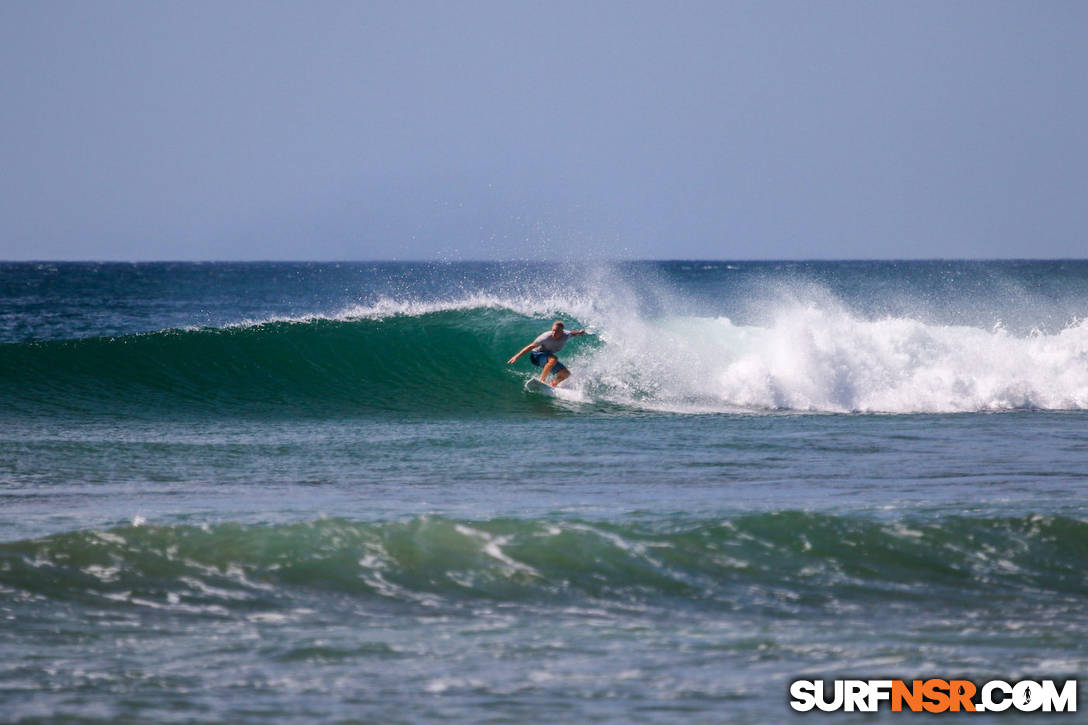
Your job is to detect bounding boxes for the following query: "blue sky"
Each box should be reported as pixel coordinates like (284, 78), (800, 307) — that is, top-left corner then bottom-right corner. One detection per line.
(1, 1), (1085, 260)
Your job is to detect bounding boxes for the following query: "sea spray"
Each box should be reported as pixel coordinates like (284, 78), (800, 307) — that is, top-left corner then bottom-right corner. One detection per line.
(574, 307), (1088, 413)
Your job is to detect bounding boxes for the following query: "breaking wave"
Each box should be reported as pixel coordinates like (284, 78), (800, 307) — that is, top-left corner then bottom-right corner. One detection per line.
(2, 293), (1088, 417)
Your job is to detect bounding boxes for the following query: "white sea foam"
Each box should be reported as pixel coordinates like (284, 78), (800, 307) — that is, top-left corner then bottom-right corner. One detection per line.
(573, 305), (1088, 414)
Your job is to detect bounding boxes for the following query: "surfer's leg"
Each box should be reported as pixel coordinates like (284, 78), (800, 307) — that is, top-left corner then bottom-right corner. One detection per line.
(540, 355), (558, 381)
(546, 358), (569, 386)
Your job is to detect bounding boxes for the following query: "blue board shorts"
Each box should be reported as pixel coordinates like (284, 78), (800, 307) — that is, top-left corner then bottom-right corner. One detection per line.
(529, 350), (566, 374)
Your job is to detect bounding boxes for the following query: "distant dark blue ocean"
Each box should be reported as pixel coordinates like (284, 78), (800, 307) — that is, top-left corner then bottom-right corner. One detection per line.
(2, 261), (1086, 723)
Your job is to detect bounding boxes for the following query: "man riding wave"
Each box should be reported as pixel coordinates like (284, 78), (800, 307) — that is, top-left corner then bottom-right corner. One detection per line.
(507, 320), (587, 387)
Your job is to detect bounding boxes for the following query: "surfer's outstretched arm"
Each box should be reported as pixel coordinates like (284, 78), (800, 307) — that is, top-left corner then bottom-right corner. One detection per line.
(507, 343), (535, 364)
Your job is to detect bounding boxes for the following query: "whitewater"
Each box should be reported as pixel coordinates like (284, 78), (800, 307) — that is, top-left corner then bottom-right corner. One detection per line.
(2, 260), (1087, 723)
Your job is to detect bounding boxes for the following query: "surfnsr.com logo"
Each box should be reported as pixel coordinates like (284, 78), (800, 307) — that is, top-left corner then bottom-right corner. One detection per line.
(789, 679), (1077, 713)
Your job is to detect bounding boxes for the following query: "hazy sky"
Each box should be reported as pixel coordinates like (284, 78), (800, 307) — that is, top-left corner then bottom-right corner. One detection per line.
(2, 1), (1085, 260)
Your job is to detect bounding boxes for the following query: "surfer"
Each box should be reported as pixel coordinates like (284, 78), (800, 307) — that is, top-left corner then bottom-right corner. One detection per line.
(507, 320), (587, 386)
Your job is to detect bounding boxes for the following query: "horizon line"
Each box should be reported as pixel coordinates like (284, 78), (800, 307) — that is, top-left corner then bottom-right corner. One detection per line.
(3, 257), (1087, 265)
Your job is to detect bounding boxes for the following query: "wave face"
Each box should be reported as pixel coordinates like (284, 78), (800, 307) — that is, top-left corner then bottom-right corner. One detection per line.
(3, 513), (1085, 611)
(4, 261), (1088, 417)
(0, 306), (546, 417)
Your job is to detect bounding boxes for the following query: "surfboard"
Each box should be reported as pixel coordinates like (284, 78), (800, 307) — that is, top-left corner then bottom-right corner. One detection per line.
(524, 377), (587, 403)
(525, 377), (560, 396)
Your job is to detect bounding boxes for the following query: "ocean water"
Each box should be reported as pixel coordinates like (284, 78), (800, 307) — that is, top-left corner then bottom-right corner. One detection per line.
(2, 260), (1087, 723)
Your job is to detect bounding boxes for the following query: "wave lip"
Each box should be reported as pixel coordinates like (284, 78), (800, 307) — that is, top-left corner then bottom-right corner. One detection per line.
(217, 292), (592, 328)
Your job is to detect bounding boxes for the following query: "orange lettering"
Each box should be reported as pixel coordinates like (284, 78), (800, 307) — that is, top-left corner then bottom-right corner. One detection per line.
(892, 680), (924, 712)
(922, 679), (951, 713)
(949, 680), (976, 712)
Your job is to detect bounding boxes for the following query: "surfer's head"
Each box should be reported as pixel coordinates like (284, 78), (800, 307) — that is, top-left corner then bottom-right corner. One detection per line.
(552, 320), (564, 336)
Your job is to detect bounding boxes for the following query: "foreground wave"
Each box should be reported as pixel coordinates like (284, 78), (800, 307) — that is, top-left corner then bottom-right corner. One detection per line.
(3, 513), (1086, 612)
(3, 300), (1088, 417)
